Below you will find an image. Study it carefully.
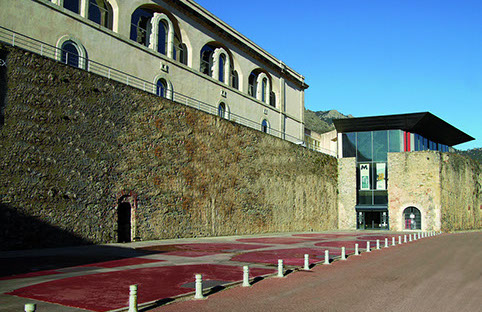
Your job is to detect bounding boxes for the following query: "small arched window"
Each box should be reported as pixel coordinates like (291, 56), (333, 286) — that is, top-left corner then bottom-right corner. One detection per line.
(261, 119), (269, 133)
(270, 91), (276, 108)
(403, 207), (421, 230)
(156, 79), (167, 98)
(219, 54), (226, 83)
(218, 103), (226, 118)
(158, 20), (168, 55)
(63, 0), (81, 14)
(88, 0), (113, 29)
(248, 73), (257, 97)
(200, 46), (214, 76)
(261, 78), (267, 102)
(61, 40), (80, 68)
(231, 70), (239, 90)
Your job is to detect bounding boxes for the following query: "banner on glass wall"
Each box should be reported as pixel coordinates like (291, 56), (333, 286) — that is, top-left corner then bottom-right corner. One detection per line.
(376, 163), (386, 190)
(360, 164), (370, 190)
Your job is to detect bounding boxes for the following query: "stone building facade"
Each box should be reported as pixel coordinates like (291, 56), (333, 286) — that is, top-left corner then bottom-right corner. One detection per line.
(0, 0), (307, 143)
(335, 113), (480, 232)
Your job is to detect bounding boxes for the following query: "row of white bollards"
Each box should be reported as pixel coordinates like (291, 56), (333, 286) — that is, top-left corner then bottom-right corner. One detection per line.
(23, 231), (442, 310)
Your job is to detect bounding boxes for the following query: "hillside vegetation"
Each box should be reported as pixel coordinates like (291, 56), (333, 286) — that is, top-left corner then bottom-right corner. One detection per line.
(304, 109), (353, 134)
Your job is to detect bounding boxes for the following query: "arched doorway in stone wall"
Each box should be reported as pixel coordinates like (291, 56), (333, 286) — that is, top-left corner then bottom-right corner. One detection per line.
(117, 192), (137, 243)
(403, 207), (421, 230)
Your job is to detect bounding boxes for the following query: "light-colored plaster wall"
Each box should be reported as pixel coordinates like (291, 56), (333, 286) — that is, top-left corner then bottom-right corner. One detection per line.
(388, 151), (442, 231)
(338, 157), (357, 229)
(0, 0), (305, 142)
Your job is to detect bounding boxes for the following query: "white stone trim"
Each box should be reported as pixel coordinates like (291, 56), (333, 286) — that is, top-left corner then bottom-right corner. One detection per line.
(55, 35), (87, 69)
(149, 13), (174, 58)
(211, 47), (231, 84)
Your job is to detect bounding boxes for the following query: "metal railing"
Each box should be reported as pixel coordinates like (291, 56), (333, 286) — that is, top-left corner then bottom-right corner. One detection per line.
(0, 25), (336, 156)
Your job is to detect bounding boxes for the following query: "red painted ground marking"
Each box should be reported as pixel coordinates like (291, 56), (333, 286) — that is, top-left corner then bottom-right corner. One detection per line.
(357, 235), (399, 241)
(163, 251), (221, 257)
(77, 258), (165, 268)
(230, 248), (341, 266)
(7, 264), (275, 312)
(138, 243), (269, 253)
(0, 270), (61, 281)
(314, 241), (361, 248)
(236, 237), (322, 244)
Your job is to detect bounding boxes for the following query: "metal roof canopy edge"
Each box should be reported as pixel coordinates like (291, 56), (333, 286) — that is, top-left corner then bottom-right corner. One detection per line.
(333, 112), (474, 146)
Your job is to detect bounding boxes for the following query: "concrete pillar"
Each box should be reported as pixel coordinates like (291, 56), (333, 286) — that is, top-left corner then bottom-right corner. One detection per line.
(304, 254), (310, 270)
(376, 240), (380, 250)
(324, 250), (330, 265)
(194, 274), (204, 299)
(366, 241), (371, 252)
(409, 234), (412, 242)
(384, 238), (389, 248)
(243, 266), (250, 287)
(404, 235), (407, 243)
(277, 260), (284, 277)
(355, 243), (359, 255)
(392, 237), (396, 246)
(128, 285), (138, 312)
(341, 247), (346, 260)
(398, 236), (402, 245)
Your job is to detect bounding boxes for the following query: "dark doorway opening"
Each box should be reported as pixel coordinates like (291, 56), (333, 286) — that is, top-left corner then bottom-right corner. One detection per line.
(357, 209), (389, 230)
(117, 201), (131, 243)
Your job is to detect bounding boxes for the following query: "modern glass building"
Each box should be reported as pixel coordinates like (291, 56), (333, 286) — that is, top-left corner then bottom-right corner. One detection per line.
(334, 112), (474, 230)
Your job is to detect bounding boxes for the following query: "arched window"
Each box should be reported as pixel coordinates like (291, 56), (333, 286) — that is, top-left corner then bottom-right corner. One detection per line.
(231, 70), (239, 90)
(88, 0), (113, 29)
(261, 119), (269, 133)
(130, 8), (152, 47)
(270, 91), (276, 108)
(248, 72), (257, 96)
(219, 54), (226, 83)
(157, 20), (168, 55)
(63, 0), (81, 14)
(403, 207), (421, 230)
(156, 79), (167, 98)
(261, 78), (267, 102)
(200, 45), (214, 76)
(218, 102), (226, 118)
(61, 40), (80, 68)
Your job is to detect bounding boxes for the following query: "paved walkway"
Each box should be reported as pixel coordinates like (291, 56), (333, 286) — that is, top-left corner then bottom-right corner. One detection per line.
(0, 231), (458, 311)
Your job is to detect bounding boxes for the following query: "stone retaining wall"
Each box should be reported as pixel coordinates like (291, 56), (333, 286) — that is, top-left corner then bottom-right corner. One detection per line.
(0, 45), (338, 250)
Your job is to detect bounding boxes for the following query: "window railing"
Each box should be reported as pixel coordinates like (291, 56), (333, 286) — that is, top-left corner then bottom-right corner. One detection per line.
(0, 25), (335, 156)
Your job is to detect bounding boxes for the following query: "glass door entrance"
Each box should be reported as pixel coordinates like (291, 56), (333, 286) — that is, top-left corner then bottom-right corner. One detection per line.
(357, 210), (389, 230)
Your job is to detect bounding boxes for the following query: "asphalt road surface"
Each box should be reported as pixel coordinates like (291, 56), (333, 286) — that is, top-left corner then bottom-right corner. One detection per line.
(155, 232), (481, 312)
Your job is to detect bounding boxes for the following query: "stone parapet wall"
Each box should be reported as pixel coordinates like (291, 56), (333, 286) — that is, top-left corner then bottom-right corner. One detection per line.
(337, 157), (356, 229)
(0, 45), (337, 250)
(439, 153), (481, 231)
(388, 151), (481, 232)
(388, 152), (442, 231)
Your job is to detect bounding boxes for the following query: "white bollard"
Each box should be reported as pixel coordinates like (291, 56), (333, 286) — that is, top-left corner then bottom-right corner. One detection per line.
(324, 250), (330, 265)
(376, 239), (380, 250)
(341, 247), (346, 260)
(384, 238), (389, 248)
(392, 237), (396, 246)
(409, 234), (412, 242)
(304, 254), (310, 270)
(194, 274), (204, 299)
(355, 243), (359, 255)
(398, 236), (402, 245)
(414, 233), (417, 241)
(366, 241), (371, 252)
(277, 259), (284, 277)
(128, 284), (138, 312)
(404, 235), (407, 243)
(24, 304), (36, 312)
(243, 266), (250, 287)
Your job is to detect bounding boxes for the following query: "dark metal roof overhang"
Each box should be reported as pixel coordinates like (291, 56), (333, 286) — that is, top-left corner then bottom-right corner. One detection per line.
(355, 205), (388, 211)
(333, 112), (474, 147)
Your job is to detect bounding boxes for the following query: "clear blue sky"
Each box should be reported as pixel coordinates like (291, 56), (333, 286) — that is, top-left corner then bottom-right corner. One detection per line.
(195, 0), (481, 150)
